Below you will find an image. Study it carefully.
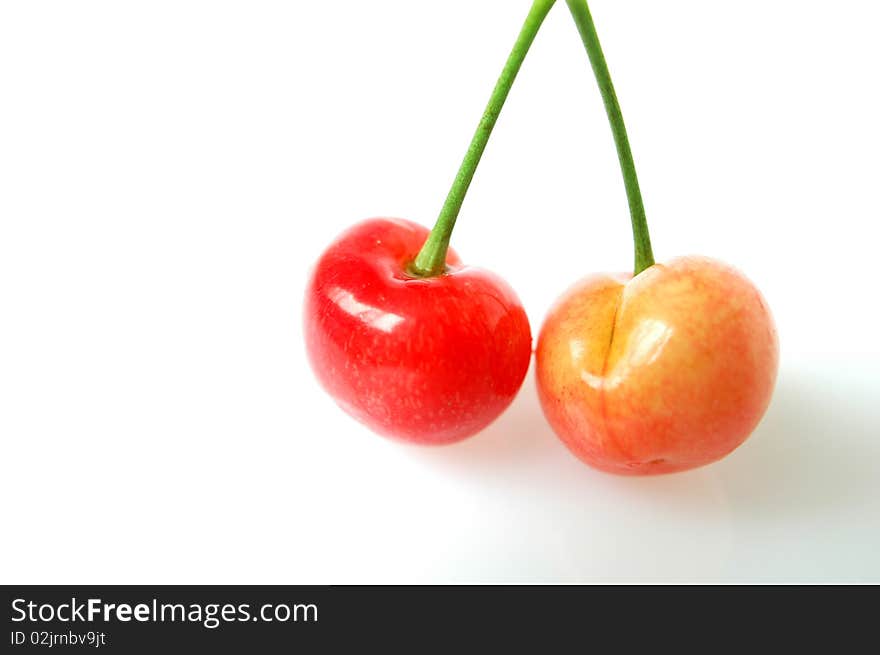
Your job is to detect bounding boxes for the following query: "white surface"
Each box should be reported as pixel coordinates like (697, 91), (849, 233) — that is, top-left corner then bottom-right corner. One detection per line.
(1, 1), (879, 583)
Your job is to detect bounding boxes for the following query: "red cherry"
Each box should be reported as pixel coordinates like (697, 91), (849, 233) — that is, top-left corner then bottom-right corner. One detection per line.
(304, 218), (532, 445)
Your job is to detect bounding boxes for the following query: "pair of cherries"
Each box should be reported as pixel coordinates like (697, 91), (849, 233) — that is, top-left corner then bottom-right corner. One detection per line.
(304, 1), (778, 476)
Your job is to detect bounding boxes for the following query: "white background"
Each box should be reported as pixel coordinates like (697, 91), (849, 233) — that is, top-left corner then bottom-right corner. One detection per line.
(2, 1), (879, 583)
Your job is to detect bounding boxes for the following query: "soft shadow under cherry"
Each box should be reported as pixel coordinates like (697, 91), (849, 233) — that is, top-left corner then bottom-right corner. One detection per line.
(712, 370), (880, 516)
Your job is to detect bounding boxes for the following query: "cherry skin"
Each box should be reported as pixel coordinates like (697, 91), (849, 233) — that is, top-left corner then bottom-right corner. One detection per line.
(304, 217), (532, 445)
(535, 256), (778, 475)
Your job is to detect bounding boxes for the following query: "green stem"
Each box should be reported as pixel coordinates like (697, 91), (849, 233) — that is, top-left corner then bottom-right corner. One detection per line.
(411, 0), (557, 277)
(565, 0), (655, 275)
